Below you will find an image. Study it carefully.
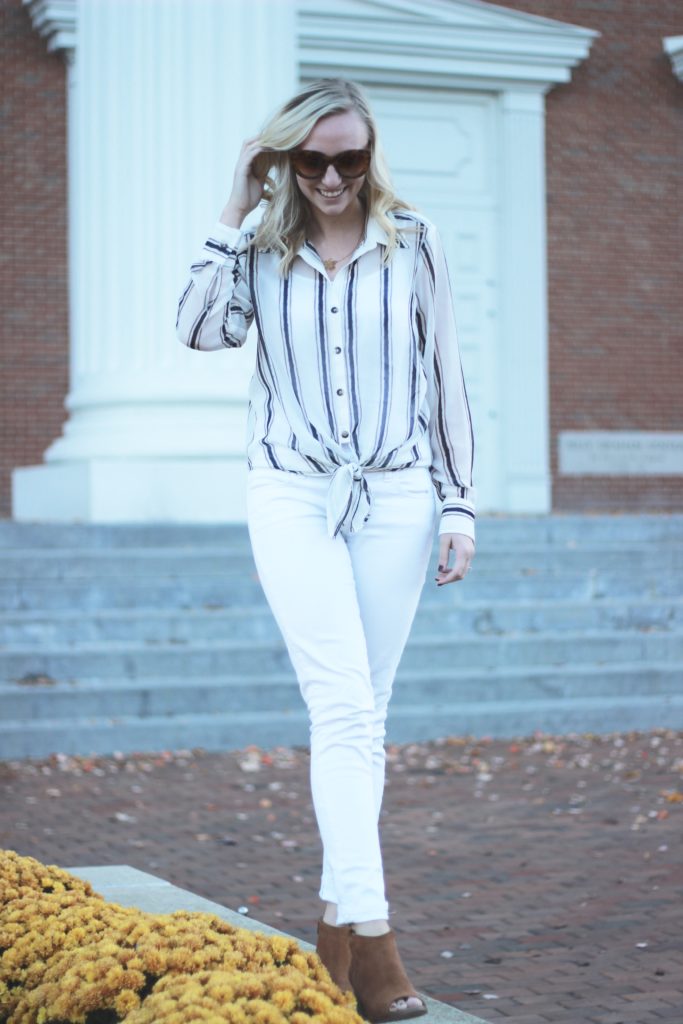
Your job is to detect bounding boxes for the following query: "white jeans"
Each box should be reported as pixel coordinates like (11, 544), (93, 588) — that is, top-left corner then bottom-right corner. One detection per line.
(246, 457), (437, 925)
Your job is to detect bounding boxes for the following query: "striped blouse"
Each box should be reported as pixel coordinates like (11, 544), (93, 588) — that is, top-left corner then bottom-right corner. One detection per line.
(175, 207), (476, 541)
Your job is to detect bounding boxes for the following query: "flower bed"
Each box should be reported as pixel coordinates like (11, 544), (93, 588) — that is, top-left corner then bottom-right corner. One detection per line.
(0, 849), (362, 1024)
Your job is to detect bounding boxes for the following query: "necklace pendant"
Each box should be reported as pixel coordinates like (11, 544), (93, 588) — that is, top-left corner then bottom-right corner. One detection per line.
(323, 257), (337, 271)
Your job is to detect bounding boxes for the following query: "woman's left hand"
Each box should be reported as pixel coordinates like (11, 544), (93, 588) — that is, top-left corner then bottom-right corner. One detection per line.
(434, 533), (475, 586)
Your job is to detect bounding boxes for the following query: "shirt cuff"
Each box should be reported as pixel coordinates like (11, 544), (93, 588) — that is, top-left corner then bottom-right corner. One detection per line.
(438, 506), (475, 542)
(202, 220), (244, 260)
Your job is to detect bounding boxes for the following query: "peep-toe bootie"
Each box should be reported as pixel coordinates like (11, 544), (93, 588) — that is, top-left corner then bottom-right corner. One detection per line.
(348, 929), (428, 1023)
(316, 918), (353, 992)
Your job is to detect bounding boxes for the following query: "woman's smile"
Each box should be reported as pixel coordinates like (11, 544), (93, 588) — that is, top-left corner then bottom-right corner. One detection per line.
(318, 186), (346, 198)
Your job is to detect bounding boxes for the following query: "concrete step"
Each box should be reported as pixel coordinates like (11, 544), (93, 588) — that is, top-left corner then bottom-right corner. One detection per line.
(1, 513), (682, 548)
(2, 514), (680, 761)
(1, 662), (680, 722)
(2, 693), (682, 760)
(2, 630), (682, 683)
(1, 545), (682, 579)
(1, 597), (681, 645)
(2, 567), (681, 612)
(0, 549), (259, 577)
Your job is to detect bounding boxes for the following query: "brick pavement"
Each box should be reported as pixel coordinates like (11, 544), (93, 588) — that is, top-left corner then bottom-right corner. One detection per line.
(1, 727), (682, 1024)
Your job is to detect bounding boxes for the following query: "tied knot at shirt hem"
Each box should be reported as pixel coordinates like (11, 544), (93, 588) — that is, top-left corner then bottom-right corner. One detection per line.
(326, 461), (373, 539)
(324, 461), (476, 543)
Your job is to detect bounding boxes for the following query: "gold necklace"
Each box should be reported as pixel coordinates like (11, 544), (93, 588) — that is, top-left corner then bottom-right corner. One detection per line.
(316, 225), (365, 272)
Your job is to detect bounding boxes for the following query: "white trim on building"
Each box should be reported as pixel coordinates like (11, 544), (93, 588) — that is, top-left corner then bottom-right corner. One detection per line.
(664, 35), (683, 82)
(22, 0), (76, 56)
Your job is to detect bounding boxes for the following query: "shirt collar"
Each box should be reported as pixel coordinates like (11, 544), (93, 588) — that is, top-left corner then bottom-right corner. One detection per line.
(362, 214), (391, 250)
(364, 215), (410, 250)
(294, 212), (408, 275)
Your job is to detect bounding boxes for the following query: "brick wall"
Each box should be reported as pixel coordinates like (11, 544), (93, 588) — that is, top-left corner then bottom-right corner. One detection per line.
(1, 0), (681, 518)
(493, 0), (683, 511)
(0, 0), (69, 519)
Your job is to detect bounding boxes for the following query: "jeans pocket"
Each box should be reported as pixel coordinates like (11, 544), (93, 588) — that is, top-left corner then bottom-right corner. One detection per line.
(394, 468), (433, 496)
(372, 473), (434, 508)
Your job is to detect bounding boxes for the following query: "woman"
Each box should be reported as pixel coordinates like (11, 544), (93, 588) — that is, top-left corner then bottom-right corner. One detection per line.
(176, 77), (476, 1023)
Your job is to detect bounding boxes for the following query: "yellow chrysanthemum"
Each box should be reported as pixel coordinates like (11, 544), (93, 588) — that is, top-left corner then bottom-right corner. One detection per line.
(0, 850), (97, 907)
(1, 849), (365, 1024)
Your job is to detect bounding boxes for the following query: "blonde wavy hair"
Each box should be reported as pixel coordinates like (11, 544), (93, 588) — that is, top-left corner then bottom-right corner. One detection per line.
(249, 77), (417, 277)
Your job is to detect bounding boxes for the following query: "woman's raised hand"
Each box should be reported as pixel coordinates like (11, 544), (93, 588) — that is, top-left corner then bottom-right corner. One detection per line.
(220, 137), (271, 228)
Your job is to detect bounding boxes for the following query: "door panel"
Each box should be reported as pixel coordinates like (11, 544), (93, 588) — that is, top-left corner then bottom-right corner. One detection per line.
(367, 87), (500, 508)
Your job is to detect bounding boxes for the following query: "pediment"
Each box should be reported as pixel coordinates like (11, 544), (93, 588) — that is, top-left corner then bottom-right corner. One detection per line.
(301, 0), (592, 36)
(298, 0), (599, 87)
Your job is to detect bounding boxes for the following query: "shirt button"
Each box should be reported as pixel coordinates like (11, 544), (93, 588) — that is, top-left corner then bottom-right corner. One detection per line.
(331, 306), (339, 313)
(336, 388), (344, 396)
(341, 430), (349, 439)
(334, 346), (341, 354)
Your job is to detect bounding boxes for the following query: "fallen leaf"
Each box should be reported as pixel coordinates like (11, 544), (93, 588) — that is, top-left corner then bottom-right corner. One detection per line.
(16, 673), (57, 687)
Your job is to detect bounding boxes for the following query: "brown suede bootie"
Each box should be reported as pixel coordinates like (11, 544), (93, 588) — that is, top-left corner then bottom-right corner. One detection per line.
(348, 929), (428, 1023)
(316, 918), (353, 992)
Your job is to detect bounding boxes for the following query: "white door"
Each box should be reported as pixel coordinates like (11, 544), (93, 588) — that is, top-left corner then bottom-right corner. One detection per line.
(366, 87), (500, 511)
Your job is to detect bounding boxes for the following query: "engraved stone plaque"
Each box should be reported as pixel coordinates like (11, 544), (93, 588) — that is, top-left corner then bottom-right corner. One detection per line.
(558, 432), (683, 476)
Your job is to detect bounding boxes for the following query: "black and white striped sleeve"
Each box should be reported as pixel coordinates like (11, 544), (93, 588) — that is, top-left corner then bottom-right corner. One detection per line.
(419, 221), (476, 542)
(176, 221), (254, 351)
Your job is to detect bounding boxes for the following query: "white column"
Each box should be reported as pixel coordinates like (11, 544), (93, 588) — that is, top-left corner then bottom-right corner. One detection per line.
(498, 88), (552, 513)
(13, 0), (296, 522)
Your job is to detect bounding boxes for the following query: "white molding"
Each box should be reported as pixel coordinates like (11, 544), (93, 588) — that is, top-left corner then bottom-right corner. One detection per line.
(663, 35), (683, 82)
(298, 0), (599, 89)
(22, 0), (76, 55)
(498, 89), (551, 512)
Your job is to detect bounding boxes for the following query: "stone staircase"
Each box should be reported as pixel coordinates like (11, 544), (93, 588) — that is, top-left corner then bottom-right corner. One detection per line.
(1, 515), (682, 761)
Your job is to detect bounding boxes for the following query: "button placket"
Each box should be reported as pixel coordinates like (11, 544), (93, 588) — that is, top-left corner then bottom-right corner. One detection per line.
(328, 271), (351, 443)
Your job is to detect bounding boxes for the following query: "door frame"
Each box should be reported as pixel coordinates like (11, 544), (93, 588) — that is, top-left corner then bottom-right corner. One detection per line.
(297, 0), (598, 514)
